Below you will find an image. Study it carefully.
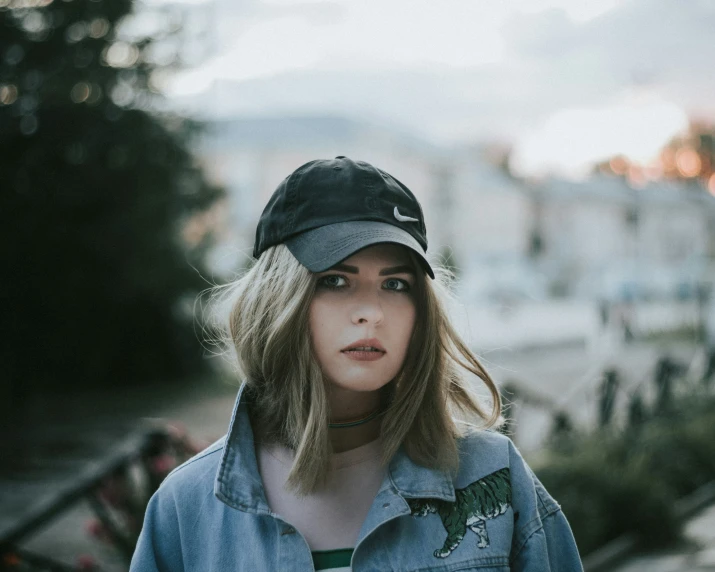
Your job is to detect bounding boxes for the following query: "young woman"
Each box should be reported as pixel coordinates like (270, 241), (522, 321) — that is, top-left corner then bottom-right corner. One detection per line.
(130, 156), (583, 571)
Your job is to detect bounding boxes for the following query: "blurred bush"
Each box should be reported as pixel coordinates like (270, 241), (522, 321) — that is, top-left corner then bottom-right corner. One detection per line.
(533, 392), (715, 555)
(0, 0), (225, 402)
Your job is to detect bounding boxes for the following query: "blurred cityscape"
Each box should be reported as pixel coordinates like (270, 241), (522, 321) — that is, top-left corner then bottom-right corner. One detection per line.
(2, 0), (715, 570)
(196, 114), (715, 349)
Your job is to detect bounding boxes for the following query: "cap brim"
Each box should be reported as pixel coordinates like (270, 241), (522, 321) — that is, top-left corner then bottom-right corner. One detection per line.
(284, 221), (435, 279)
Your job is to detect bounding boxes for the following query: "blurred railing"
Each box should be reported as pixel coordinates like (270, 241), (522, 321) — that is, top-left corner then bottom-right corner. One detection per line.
(501, 343), (713, 445)
(0, 426), (202, 572)
(501, 342), (715, 571)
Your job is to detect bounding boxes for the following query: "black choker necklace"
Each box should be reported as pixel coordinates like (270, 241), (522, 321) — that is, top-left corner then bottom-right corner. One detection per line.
(328, 409), (381, 429)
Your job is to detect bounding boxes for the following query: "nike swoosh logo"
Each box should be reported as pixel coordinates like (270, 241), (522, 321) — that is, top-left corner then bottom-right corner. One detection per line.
(394, 207), (419, 223)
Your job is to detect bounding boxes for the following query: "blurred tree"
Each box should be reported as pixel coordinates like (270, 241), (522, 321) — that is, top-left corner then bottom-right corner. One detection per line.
(0, 0), (224, 402)
(594, 120), (715, 193)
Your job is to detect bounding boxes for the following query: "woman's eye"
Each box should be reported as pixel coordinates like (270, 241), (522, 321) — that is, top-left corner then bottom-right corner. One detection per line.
(318, 275), (348, 289)
(383, 278), (410, 292)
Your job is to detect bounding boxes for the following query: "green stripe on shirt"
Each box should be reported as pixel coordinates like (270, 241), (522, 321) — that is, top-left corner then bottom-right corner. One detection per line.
(312, 548), (353, 570)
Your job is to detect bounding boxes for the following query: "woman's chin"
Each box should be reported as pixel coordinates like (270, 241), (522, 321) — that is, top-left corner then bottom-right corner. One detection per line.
(327, 376), (393, 394)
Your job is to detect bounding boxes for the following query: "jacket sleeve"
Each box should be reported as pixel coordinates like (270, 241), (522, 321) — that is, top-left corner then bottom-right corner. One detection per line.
(510, 506), (583, 571)
(508, 442), (583, 571)
(130, 487), (185, 572)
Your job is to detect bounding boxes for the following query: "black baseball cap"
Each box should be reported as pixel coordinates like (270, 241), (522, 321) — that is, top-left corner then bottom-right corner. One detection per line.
(253, 156), (434, 279)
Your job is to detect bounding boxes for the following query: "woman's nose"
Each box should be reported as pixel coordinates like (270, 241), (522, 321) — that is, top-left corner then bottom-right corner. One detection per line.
(351, 293), (384, 325)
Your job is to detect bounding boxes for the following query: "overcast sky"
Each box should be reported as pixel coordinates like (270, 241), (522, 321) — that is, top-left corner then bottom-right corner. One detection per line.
(154, 0), (715, 178)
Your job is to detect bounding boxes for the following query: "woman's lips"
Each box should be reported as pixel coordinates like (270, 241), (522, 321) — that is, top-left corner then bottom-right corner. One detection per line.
(341, 349), (386, 361)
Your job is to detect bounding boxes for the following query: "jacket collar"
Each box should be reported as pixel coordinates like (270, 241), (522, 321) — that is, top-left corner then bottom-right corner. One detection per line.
(214, 383), (456, 513)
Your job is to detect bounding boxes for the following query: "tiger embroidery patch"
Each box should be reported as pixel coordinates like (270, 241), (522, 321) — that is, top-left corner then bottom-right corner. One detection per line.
(407, 468), (512, 558)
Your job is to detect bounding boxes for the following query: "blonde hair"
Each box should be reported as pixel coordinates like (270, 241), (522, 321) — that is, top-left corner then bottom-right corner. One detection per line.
(205, 244), (501, 494)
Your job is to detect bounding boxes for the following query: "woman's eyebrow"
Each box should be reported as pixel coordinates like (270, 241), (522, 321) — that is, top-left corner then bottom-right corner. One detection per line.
(328, 263), (415, 276)
(331, 263), (359, 274)
(379, 265), (415, 276)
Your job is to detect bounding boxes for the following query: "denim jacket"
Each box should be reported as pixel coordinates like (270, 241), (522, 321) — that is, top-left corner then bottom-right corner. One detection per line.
(131, 384), (583, 571)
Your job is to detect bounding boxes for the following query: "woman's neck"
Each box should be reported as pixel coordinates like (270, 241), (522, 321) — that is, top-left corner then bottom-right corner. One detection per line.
(329, 416), (381, 453)
(327, 387), (382, 453)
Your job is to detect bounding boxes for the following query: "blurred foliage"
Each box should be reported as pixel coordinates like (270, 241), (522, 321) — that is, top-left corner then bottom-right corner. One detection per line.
(594, 119), (715, 191)
(0, 0), (225, 399)
(533, 392), (715, 555)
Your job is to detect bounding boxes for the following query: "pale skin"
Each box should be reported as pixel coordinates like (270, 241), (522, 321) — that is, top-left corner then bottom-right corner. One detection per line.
(309, 243), (417, 453)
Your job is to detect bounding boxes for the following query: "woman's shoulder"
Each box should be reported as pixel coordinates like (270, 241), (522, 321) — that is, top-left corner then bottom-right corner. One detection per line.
(454, 428), (560, 516)
(159, 436), (226, 494)
(454, 426), (515, 477)
(450, 432), (582, 568)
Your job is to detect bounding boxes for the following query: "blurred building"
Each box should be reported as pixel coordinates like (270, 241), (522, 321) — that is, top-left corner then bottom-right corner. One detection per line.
(196, 114), (715, 303)
(448, 147), (546, 302)
(528, 176), (715, 301)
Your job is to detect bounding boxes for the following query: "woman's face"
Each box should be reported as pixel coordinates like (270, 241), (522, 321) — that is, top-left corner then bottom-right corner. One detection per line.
(309, 243), (417, 396)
